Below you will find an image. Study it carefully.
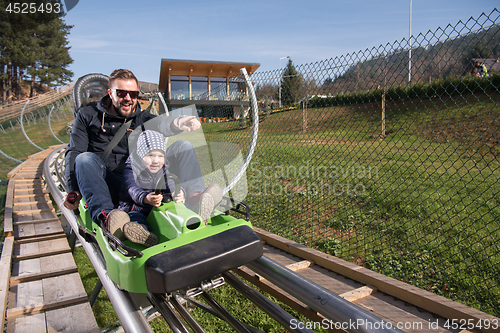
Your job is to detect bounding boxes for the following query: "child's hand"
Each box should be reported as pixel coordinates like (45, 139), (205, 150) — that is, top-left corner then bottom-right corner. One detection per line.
(174, 189), (185, 203)
(144, 192), (163, 207)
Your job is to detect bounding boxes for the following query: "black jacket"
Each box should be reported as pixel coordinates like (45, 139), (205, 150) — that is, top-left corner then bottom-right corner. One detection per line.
(64, 95), (182, 193)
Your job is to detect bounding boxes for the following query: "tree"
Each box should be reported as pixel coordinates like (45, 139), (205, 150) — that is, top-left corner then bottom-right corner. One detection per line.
(32, 17), (73, 89)
(0, 1), (38, 100)
(0, 0), (73, 101)
(280, 59), (302, 107)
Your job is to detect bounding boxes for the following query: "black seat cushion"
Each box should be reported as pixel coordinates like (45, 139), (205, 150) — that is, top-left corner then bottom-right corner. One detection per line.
(145, 225), (263, 293)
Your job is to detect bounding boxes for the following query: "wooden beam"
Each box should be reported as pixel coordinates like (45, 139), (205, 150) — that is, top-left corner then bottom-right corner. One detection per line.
(10, 266), (79, 286)
(208, 69), (212, 99)
(4, 179), (14, 237)
(13, 199), (52, 206)
(189, 68), (192, 99)
(6, 293), (89, 318)
(13, 193), (49, 199)
(0, 237), (14, 330)
(339, 286), (377, 302)
(254, 228), (500, 327)
(7, 163), (25, 179)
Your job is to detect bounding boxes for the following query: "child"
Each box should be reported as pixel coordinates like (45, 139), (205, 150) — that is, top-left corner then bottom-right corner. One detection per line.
(112, 130), (222, 247)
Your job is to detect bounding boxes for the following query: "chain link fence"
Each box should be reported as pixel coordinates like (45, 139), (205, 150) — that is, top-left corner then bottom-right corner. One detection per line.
(199, 9), (500, 316)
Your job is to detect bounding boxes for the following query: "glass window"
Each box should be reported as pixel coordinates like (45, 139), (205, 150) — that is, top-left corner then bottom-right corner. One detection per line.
(191, 76), (208, 100)
(228, 78), (246, 100)
(210, 77), (226, 90)
(209, 77), (227, 100)
(170, 76), (188, 100)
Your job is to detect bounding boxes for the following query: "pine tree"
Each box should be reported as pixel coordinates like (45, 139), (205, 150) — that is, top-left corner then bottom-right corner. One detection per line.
(0, 1), (35, 100)
(0, 0), (72, 101)
(33, 17), (73, 89)
(280, 59), (302, 107)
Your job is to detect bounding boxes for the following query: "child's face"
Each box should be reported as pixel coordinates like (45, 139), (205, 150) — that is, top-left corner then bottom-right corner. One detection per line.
(142, 149), (165, 173)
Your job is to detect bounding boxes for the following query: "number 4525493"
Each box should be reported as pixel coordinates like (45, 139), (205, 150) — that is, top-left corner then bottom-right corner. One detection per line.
(5, 2), (61, 14)
(444, 318), (499, 330)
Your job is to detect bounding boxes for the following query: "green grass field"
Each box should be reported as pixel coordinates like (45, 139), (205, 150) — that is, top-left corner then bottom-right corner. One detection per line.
(201, 91), (500, 316)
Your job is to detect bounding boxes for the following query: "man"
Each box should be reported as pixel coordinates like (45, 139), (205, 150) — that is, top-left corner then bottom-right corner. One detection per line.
(475, 60), (488, 78)
(63, 69), (221, 245)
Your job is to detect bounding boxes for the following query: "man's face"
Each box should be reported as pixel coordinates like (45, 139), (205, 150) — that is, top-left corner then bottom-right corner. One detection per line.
(108, 79), (139, 117)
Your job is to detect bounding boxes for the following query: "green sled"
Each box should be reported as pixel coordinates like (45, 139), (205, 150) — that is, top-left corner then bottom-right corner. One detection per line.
(77, 198), (263, 293)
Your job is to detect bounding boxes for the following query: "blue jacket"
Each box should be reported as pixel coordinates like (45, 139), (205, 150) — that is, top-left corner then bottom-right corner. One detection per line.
(118, 149), (181, 216)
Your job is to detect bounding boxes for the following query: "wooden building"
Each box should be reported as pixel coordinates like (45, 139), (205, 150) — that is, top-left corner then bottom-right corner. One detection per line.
(158, 59), (260, 117)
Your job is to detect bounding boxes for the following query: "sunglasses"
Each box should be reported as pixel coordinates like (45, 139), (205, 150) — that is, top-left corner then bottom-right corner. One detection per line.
(112, 89), (139, 99)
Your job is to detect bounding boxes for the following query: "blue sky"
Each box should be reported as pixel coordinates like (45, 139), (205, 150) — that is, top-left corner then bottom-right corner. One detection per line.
(63, 0), (498, 84)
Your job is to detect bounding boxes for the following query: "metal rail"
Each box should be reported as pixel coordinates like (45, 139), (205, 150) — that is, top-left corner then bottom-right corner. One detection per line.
(170, 294), (206, 333)
(43, 146), (154, 333)
(246, 256), (404, 333)
(20, 99), (44, 151)
(222, 271), (315, 333)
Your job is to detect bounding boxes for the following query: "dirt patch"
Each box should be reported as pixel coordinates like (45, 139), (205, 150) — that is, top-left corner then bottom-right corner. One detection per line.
(297, 138), (368, 146)
(420, 111), (500, 158)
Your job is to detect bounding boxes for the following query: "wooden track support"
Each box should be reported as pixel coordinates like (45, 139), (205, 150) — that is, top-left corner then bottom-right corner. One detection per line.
(232, 228), (500, 333)
(1, 147), (99, 333)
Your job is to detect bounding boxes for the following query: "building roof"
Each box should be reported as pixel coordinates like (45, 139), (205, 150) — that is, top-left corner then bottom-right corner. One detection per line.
(159, 59), (260, 92)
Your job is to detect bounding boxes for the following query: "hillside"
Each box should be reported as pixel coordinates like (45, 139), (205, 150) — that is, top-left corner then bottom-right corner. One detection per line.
(1, 79), (54, 104)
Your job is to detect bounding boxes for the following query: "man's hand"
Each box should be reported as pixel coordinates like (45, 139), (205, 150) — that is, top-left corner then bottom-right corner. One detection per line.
(63, 191), (81, 210)
(144, 192), (163, 207)
(177, 116), (201, 132)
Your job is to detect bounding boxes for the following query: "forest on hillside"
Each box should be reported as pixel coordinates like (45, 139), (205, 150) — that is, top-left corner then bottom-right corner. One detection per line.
(324, 25), (500, 94)
(254, 23), (500, 104)
(0, 0), (73, 103)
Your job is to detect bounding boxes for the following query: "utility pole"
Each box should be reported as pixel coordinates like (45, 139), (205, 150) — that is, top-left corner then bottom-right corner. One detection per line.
(408, 0), (412, 83)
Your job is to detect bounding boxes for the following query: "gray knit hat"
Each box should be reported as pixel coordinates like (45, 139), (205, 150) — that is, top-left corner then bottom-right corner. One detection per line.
(136, 130), (166, 159)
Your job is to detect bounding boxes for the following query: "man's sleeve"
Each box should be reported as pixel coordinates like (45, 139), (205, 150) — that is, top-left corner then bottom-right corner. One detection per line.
(141, 112), (184, 137)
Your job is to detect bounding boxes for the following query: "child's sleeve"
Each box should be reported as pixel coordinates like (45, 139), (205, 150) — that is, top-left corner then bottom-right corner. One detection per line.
(123, 160), (150, 205)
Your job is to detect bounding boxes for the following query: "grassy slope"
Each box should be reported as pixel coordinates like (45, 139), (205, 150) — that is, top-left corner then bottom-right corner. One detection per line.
(202, 91), (500, 316)
(0, 110), (72, 244)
